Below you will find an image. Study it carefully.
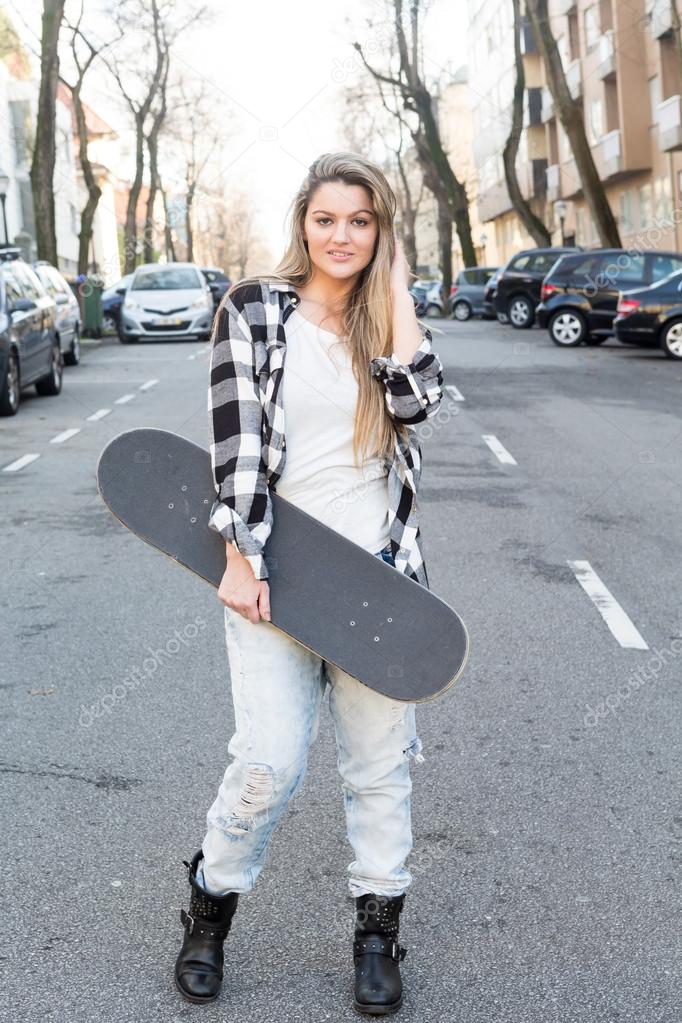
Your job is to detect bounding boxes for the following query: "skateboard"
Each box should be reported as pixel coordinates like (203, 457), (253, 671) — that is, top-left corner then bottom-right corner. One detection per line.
(96, 428), (469, 702)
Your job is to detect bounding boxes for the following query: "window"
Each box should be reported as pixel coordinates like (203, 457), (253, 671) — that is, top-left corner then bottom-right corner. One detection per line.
(599, 253), (646, 286)
(12, 261), (43, 300)
(649, 254), (682, 281)
(619, 192), (634, 233)
(584, 5), (600, 51)
(2, 265), (24, 305)
(648, 76), (661, 125)
(530, 252), (561, 273)
(638, 184), (652, 228)
(589, 98), (604, 143)
(131, 267), (203, 290)
(510, 253), (531, 271)
(562, 253), (601, 278)
(653, 174), (672, 221)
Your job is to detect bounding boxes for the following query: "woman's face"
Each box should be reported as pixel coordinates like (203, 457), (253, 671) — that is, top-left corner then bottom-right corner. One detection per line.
(302, 180), (380, 283)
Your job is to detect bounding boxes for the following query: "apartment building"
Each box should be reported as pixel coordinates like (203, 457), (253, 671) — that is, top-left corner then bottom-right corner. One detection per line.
(467, 0), (682, 262)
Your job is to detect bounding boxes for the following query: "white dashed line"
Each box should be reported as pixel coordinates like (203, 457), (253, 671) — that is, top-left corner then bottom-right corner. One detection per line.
(114, 393), (136, 404)
(445, 384), (465, 401)
(2, 453), (41, 472)
(482, 434), (517, 465)
(86, 408), (112, 421)
(567, 560), (649, 650)
(139, 378), (159, 391)
(50, 428), (81, 444)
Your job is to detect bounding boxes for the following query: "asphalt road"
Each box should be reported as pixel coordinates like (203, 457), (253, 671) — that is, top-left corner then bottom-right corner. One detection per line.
(1, 319), (680, 1022)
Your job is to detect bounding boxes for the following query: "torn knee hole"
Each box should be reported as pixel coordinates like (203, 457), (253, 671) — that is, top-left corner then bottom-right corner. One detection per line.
(224, 763), (275, 834)
(403, 736), (425, 765)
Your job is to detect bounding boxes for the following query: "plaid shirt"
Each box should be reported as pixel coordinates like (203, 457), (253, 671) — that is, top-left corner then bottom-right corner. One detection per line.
(207, 278), (444, 588)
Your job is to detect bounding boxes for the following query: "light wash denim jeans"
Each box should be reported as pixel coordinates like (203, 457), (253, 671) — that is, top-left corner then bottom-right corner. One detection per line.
(197, 543), (425, 899)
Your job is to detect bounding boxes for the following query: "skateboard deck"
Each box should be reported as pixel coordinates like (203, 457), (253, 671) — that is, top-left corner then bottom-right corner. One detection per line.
(96, 428), (469, 702)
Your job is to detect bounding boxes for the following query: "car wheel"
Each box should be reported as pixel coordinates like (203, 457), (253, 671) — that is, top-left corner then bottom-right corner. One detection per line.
(102, 314), (117, 334)
(0, 349), (20, 416)
(452, 300), (472, 321)
(660, 318), (682, 359)
(548, 309), (587, 346)
(64, 327), (81, 366)
(425, 303), (441, 317)
(35, 339), (63, 396)
(507, 295), (534, 329)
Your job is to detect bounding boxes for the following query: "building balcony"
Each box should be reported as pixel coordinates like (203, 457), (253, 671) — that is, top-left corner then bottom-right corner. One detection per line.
(547, 163), (560, 201)
(599, 129), (623, 178)
(565, 59), (582, 99)
(541, 86), (554, 122)
(646, 0), (673, 39)
(597, 30), (616, 79)
(658, 95), (682, 151)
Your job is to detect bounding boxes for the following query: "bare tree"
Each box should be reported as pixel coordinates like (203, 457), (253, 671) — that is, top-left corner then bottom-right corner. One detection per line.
(503, 0), (551, 246)
(353, 0), (477, 284)
(526, 0), (621, 246)
(61, 4), (122, 275)
(30, 0), (66, 264)
(143, 46), (171, 263)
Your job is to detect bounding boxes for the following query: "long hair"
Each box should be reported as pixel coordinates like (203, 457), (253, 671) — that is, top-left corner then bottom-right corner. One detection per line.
(223, 151), (416, 466)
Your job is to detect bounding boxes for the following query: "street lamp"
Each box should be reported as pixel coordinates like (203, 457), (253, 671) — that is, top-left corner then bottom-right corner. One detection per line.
(0, 168), (9, 246)
(554, 199), (568, 246)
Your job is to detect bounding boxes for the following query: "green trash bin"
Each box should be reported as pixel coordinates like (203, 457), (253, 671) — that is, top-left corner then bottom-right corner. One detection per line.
(81, 275), (104, 338)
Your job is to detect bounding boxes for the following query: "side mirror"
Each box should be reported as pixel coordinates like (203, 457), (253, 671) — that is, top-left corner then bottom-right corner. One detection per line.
(115, 287), (127, 296)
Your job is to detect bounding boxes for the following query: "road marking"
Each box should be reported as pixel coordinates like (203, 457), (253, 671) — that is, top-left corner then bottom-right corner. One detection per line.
(139, 378), (159, 391)
(567, 560), (649, 650)
(50, 428), (81, 444)
(87, 408), (111, 421)
(446, 384), (465, 401)
(482, 434), (517, 465)
(114, 393), (136, 404)
(2, 453), (41, 472)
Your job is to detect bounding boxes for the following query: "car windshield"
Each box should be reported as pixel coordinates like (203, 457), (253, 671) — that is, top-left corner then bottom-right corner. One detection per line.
(132, 268), (202, 290)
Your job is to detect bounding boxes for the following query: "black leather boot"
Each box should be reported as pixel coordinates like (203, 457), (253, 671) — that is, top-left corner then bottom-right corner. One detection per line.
(353, 892), (407, 1015)
(174, 850), (239, 1004)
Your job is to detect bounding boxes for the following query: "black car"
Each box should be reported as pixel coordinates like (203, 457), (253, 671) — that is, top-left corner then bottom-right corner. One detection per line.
(494, 246), (581, 328)
(0, 247), (61, 416)
(201, 267), (231, 310)
(536, 248), (682, 347)
(449, 266), (499, 321)
(614, 270), (682, 359)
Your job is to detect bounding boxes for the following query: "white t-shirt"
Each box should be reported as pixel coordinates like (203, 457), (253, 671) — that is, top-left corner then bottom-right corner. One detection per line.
(273, 306), (391, 555)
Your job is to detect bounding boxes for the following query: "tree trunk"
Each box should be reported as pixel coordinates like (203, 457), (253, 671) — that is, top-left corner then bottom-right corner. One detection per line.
(527, 0), (621, 246)
(72, 83), (102, 276)
(30, 0), (66, 264)
(503, 0), (551, 245)
(123, 113), (145, 273)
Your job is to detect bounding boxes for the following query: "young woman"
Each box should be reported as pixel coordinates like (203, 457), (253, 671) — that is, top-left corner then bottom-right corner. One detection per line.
(174, 152), (444, 1014)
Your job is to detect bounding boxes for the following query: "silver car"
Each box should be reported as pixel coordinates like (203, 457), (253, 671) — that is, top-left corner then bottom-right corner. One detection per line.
(33, 261), (82, 365)
(119, 263), (214, 344)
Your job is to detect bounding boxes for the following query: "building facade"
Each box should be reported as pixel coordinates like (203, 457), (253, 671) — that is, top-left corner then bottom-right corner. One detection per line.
(467, 0), (682, 262)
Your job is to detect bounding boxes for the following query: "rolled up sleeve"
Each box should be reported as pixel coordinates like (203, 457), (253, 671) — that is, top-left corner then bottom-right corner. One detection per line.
(207, 295), (273, 580)
(369, 322), (444, 424)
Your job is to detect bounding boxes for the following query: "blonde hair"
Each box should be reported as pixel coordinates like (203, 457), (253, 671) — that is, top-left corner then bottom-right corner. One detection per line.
(224, 151), (416, 466)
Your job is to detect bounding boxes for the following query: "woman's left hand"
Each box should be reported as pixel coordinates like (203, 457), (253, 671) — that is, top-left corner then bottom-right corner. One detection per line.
(389, 236), (412, 295)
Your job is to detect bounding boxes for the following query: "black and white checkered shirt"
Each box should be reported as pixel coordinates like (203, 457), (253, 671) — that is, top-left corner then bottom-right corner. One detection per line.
(207, 278), (443, 588)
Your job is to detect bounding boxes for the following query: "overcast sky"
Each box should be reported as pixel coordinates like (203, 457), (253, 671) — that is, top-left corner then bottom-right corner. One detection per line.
(8, 0), (467, 262)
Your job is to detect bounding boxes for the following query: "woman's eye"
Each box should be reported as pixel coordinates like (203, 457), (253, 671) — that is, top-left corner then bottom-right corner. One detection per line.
(315, 218), (369, 227)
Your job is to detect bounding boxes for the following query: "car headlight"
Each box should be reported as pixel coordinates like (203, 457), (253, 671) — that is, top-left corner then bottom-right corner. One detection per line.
(124, 300), (143, 314)
(189, 296), (209, 311)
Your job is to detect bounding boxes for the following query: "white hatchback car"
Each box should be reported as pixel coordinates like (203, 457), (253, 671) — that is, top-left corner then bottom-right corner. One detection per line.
(119, 262), (214, 344)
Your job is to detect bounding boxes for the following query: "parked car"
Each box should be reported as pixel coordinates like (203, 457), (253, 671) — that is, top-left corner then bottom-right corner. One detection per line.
(536, 248), (682, 347)
(493, 246), (582, 328)
(410, 281), (443, 317)
(32, 260), (82, 365)
(102, 274), (133, 334)
(614, 269), (682, 359)
(201, 267), (231, 310)
(0, 247), (61, 416)
(449, 266), (499, 320)
(118, 262), (214, 344)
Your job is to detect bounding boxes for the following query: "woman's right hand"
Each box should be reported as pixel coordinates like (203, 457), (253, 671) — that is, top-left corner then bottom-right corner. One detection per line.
(218, 544), (272, 624)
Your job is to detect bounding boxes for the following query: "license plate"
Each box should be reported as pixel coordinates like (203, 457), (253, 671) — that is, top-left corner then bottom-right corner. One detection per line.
(157, 315), (182, 325)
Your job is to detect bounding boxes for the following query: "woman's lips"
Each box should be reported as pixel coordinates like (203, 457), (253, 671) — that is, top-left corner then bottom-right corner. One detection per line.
(327, 251), (353, 260)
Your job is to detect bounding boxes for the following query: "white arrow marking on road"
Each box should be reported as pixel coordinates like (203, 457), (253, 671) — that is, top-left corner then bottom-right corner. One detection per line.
(114, 393), (136, 404)
(445, 384), (465, 401)
(567, 560), (649, 650)
(50, 428), (81, 444)
(87, 408), (111, 421)
(2, 453), (41, 472)
(482, 434), (517, 465)
(139, 378), (159, 391)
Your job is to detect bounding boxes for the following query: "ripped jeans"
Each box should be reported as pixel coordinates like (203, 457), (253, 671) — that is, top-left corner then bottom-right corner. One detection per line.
(197, 542), (424, 899)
